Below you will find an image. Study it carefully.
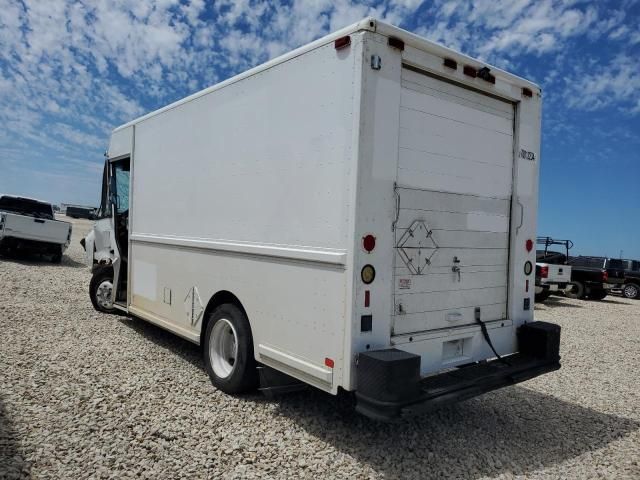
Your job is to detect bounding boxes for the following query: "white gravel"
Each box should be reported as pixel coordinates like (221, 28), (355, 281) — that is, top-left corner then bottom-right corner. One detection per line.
(1, 217), (639, 479)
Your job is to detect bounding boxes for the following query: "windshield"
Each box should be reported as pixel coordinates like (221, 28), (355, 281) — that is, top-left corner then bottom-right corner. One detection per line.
(0, 196), (54, 219)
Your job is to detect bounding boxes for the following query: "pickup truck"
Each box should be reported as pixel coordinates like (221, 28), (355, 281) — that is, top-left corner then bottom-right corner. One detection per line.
(535, 260), (572, 303)
(0, 195), (72, 263)
(535, 238), (572, 303)
(565, 256), (626, 300)
(614, 259), (640, 300)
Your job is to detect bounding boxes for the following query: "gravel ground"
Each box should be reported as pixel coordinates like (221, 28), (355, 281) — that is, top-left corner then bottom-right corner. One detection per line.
(1, 217), (639, 479)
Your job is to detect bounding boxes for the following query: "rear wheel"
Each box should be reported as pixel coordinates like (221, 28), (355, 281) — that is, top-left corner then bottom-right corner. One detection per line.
(587, 288), (607, 301)
(203, 303), (258, 394)
(51, 247), (63, 263)
(89, 267), (117, 314)
(623, 283), (640, 300)
(535, 290), (551, 303)
(565, 281), (585, 299)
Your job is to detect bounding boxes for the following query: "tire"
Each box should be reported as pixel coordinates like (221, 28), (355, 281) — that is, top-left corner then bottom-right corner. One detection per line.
(203, 303), (258, 394)
(623, 283), (640, 300)
(89, 267), (118, 314)
(51, 248), (63, 263)
(535, 290), (551, 303)
(587, 288), (607, 301)
(565, 281), (585, 299)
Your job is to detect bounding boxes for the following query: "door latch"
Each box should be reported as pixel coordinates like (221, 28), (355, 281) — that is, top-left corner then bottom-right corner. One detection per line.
(452, 256), (461, 281)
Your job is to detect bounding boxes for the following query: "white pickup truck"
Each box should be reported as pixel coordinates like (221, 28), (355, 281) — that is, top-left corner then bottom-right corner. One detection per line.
(535, 237), (572, 303)
(0, 195), (72, 263)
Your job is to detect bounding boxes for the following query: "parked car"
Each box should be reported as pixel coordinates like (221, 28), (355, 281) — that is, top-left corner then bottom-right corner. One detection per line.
(565, 256), (626, 300)
(614, 259), (640, 300)
(0, 195), (72, 263)
(535, 237), (572, 303)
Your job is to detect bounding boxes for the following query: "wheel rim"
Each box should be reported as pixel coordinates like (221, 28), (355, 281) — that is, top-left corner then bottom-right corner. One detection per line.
(96, 280), (114, 310)
(209, 318), (238, 379)
(624, 284), (638, 298)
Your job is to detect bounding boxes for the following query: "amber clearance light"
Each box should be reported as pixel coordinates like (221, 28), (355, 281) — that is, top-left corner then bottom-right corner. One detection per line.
(361, 265), (376, 284)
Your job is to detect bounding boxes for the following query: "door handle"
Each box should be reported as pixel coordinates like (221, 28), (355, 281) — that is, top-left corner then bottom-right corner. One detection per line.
(516, 199), (524, 235)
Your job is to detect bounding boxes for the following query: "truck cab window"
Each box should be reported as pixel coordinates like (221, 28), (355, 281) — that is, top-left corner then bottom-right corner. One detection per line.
(112, 162), (130, 214)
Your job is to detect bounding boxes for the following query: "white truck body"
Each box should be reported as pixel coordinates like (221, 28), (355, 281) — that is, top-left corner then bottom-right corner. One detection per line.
(87, 19), (560, 419)
(0, 195), (71, 259)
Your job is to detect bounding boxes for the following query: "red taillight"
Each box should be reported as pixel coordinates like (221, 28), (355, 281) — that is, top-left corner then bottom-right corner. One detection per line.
(526, 239), (534, 252)
(364, 290), (370, 307)
(324, 357), (335, 368)
(602, 270), (608, 282)
(334, 36), (351, 50)
(540, 266), (549, 278)
(362, 234), (376, 253)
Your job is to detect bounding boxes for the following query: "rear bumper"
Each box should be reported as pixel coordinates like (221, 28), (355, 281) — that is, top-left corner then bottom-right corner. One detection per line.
(355, 321), (561, 421)
(537, 282), (568, 291)
(0, 236), (65, 253)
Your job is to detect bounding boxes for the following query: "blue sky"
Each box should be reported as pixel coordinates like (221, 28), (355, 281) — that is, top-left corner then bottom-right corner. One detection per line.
(0, 0), (638, 258)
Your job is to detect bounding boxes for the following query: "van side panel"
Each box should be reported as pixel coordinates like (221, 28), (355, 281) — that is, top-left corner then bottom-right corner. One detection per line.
(127, 40), (361, 393)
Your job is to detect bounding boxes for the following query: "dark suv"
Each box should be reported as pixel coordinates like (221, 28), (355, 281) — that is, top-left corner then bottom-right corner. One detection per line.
(565, 256), (626, 300)
(618, 259), (640, 300)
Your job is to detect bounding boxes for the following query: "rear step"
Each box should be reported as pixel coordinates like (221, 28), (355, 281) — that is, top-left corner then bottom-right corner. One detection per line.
(355, 321), (561, 421)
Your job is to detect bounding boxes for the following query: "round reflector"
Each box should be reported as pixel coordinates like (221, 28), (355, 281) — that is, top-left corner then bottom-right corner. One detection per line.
(526, 239), (534, 252)
(362, 234), (376, 253)
(361, 265), (376, 284)
(524, 261), (533, 275)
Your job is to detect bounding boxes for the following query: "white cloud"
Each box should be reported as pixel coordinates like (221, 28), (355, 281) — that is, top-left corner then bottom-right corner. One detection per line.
(0, 0), (638, 205)
(564, 55), (640, 114)
(415, 0), (619, 61)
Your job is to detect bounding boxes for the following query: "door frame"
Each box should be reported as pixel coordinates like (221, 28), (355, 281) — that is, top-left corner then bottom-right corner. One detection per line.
(108, 155), (131, 308)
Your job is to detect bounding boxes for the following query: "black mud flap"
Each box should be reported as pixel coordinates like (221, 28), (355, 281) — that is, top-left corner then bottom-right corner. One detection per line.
(257, 365), (307, 398)
(355, 321), (561, 421)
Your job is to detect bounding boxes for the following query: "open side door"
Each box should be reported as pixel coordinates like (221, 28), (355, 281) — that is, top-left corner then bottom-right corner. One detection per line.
(109, 157), (130, 308)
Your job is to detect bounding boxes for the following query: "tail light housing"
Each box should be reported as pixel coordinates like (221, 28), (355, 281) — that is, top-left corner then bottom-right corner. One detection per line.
(602, 270), (608, 282)
(540, 265), (549, 279)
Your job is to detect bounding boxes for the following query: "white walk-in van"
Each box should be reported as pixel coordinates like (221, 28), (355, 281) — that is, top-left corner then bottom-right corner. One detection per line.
(82, 18), (560, 420)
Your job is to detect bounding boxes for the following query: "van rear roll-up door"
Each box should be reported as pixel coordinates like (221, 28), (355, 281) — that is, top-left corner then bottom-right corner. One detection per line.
(392, 65), (516, 337)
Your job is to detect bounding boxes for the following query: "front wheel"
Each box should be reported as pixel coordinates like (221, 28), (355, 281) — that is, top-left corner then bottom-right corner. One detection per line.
(623, 283), (640, 300)
(203, 304), (258, 394)
(89, 267), (117, 314)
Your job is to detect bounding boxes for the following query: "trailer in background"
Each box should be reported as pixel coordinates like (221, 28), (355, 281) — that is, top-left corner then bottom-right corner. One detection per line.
(65, 205), (96, 219)
(82, 18), (560, 420)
